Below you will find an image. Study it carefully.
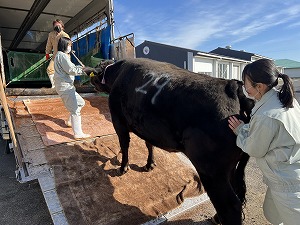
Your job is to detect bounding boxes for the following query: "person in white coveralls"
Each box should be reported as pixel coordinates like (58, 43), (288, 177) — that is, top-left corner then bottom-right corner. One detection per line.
(228, 59), (300, 225)
(54, 37), (90, 140)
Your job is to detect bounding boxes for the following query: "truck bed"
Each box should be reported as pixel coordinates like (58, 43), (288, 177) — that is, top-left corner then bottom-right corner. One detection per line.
(6, 93), (207, 225)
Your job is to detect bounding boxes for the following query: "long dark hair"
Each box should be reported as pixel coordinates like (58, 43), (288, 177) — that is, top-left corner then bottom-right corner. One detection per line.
(57, 37), (71, 52)
(242, 59), (294, 108)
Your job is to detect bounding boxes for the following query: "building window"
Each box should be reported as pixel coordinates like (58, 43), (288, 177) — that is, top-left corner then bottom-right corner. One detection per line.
(232, 65), (240, 80)
(218, 63), (229, 79)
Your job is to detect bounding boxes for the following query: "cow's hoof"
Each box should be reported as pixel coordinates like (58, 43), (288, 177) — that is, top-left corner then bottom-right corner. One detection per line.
(119, 165), (130, 175)
(144, 162), (156, 171)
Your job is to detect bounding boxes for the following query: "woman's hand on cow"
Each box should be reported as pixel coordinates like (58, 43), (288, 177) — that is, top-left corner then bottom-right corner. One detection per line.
(228, 116), (242, 131)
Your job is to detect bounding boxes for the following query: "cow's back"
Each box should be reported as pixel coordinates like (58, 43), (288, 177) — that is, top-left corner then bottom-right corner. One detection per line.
(108, 58), (240, 151)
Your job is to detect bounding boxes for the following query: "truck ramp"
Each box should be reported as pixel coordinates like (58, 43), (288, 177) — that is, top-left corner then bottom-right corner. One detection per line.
(7, 94), (206, 225)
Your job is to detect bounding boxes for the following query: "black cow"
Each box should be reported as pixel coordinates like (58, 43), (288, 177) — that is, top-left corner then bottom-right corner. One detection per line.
(85, 58), (254, 225)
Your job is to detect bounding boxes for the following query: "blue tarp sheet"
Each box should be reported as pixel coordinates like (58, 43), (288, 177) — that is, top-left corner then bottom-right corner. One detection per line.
(72, 25), (111, 60)
(100, 25), (111, 59)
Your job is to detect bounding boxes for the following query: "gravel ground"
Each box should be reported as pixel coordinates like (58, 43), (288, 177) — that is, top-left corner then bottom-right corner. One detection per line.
(167, 78), (300, 225)
(167, 158), (271, 225)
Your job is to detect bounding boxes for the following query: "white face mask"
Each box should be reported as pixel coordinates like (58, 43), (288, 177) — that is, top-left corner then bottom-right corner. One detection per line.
(66, 46), (72, 54)
(242, 85), (258, 100)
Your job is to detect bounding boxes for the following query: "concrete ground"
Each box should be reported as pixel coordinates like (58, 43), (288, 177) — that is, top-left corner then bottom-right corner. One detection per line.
(0, 138), (53, 225)
(0, 79), (299, 225)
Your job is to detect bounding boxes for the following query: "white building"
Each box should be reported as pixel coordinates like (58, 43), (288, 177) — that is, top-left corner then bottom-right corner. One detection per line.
(136, 41), (270, 80)
(191, 52), (249, 80)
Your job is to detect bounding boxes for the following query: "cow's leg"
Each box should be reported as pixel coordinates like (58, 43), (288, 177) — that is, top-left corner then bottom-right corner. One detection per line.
(144, 141), (156, 171)
(183, 128), (242, 225)
(199, 173), (242, 225)
(109, 97), (130, 175)
(119, 130), (130, 174)
(114, 122), (130, 174)
(232, 152), (249, 205)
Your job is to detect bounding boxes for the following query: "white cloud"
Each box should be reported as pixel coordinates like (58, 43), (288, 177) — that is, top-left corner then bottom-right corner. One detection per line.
(114, 0), (300, 51)
(287, 21), (300, 28)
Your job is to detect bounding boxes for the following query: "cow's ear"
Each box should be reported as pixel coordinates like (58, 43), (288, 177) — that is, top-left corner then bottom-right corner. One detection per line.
(225, 80), (239, 99)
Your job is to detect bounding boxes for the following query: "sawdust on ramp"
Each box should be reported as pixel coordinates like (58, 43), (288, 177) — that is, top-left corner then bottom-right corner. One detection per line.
(44, 134), (203, 225)
(8, 94), (203, 225)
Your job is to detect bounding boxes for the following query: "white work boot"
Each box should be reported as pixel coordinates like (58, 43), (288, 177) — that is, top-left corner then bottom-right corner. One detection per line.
(65, 115), (71, 127)
(48, 74), (55, 88)
(71, 115), (91, 139)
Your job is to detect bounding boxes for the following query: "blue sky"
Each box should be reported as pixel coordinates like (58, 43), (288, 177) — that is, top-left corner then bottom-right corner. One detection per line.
(113, 0), (300, 61)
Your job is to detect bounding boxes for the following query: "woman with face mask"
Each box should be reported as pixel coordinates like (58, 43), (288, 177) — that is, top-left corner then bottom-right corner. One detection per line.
(228, 59), (300, 225)
(45, 19), (70, 88)
(54, 37), (90, 139)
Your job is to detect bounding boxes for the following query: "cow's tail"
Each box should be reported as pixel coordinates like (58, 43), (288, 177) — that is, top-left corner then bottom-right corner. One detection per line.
(234, 152), (250, 207)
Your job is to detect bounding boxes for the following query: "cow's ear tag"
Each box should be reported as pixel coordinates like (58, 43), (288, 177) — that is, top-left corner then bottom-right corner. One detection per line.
(90, 72), (95, 77)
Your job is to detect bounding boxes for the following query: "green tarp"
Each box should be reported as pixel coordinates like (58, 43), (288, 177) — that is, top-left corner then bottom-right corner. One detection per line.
(7, 51), (49, 82)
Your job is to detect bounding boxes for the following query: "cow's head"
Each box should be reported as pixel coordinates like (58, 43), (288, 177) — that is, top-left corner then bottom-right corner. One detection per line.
(226, 79), (255, 123)
(84, 60), (114, 93)
(235, 80), (255, 122)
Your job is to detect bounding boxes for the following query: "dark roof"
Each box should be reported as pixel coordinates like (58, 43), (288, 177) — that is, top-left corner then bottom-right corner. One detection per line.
(137, 40), (200, 55)
(209, 47), (255, 61)
(137, 41), (251, 62)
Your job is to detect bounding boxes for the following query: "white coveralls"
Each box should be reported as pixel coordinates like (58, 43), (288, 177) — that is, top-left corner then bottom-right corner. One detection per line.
(235, 88), (300, 225)
(54, 51), (85, 115)
(54, 51), (89, 139)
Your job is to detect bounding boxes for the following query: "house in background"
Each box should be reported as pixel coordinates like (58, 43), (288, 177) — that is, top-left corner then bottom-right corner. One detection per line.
(136, 40), (250, 80)
(136, 40), (198, 70)
(210, 46), (284, 74)
(275, 59), (300, 78)
(209, 46), (271, 62)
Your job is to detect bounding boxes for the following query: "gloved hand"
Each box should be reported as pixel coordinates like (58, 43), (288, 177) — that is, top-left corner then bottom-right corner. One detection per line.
(46, 54), (50, 60)
(83, 67), (96, 77)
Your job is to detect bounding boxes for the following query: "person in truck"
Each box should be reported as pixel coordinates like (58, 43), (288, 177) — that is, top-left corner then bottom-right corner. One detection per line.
(45, 19), (69, 88)
(54, 37), (90, 140)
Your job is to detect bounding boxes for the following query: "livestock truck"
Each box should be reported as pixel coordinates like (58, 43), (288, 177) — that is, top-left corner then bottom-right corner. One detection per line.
(0, 1), (206, 224)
